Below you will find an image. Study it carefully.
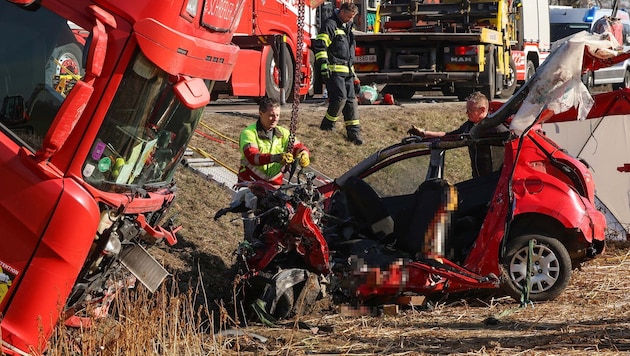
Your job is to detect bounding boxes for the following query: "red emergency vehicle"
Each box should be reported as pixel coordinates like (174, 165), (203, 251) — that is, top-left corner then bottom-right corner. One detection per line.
(0, 0), (243, 354)
(214, 0), (321, 102)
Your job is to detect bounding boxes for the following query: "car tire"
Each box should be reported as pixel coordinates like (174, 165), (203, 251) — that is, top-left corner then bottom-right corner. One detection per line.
(306, 49), (315, 99)
(500, 233), (572, 302)
(455, 88), (473, 101)
(382, 85), (416, 100)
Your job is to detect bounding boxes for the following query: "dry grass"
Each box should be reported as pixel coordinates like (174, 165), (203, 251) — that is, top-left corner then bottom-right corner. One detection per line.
(49, 98), (630, 355)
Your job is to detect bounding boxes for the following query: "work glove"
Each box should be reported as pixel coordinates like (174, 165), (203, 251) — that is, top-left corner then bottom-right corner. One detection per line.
(320, 62), (330, 80)
(273, 152), (294, 165)
(353, 77), (361, 94)
(407, 125), (425, 138)
(297, 151), (310, 168)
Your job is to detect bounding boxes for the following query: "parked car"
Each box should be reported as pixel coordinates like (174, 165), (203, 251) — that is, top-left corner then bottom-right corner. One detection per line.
(550, 6), (630, 90)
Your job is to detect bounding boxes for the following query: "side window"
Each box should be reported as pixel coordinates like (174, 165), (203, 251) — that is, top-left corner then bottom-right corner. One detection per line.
(443, 144), (504, 184)
(362, 155), (431, 197)
(0, 5), (87, 151)
(443, 146), (472, 184)
(623, 24), (630, 46)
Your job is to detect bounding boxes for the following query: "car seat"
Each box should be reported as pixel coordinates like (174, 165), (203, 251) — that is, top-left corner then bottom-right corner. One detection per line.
(340, 176), (394, 240)
(393, 178), (458, 259)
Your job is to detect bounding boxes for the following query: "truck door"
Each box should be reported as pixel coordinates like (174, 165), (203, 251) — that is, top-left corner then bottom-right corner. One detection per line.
(0, 1), (78, 309)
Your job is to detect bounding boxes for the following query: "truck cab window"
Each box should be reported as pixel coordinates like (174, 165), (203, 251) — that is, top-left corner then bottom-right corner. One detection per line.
(82, 51), (204, 192)
(0, 3), (87, 150)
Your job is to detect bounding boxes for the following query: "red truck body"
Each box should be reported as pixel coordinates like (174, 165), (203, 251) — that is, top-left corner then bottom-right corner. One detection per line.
(214, 0), (320, 102)
(0, 0), (243, 354)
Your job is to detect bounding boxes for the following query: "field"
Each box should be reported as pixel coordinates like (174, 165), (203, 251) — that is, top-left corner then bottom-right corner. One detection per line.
(56, 99), (630, 355)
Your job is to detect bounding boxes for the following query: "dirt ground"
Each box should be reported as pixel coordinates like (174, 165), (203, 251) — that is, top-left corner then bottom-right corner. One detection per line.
(157, 98), (630, 355)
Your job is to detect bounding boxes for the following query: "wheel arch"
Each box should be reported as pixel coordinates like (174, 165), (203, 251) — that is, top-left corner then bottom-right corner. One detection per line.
(526, 52), (540, 69)
(507, 212), (587, 266)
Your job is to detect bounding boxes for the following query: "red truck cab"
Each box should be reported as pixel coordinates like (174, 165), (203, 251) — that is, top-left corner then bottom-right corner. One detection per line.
(0, 0), (243, 354)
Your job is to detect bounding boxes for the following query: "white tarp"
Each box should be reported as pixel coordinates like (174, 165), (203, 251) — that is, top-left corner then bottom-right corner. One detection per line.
(510, 31), (622, 134)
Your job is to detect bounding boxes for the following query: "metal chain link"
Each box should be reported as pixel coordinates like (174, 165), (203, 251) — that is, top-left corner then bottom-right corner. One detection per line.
(287, 0), (305, 152)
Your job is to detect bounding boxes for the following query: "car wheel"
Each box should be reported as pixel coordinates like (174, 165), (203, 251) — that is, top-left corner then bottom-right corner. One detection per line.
(382, 85), (416, 100)
(455, 88), (473, 101)
(307, 49), (315, 98)
(500, 234), (572, 302)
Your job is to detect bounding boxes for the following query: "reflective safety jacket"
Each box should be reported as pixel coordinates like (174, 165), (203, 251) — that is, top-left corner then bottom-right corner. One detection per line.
(238, 120), (308, 186)
(313, 10), (356, 77)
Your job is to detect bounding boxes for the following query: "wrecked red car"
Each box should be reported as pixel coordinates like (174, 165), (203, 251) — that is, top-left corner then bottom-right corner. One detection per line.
(321, 126), (605, 305)
(221, 31), (620, 320)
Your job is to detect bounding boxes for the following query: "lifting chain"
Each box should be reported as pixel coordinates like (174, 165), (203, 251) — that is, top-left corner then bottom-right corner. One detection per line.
(287, 0), (305, 152)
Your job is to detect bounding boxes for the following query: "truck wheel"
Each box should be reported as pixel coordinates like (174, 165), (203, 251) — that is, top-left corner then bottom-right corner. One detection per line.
(613, 69), (630, 90)
(265, 44), (294, 103)
(500, 234), (571, 302)
(307, 49), (315, 99)
(481, 50), (495, 100)
(498, 57), (517, 98)
(525, 60), (536, 82)
(440, 83), (455, 96)
(45, 43), (83, 95)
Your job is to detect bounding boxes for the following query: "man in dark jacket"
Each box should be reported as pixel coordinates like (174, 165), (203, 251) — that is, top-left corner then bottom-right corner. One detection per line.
(313, 2), (364, 145)
(408, 91), (508, 177)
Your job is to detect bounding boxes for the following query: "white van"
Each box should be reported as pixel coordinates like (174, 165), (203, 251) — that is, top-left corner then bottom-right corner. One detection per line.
(549, 6), (630, 90)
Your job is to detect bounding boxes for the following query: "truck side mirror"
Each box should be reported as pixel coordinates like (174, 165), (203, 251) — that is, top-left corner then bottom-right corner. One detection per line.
(85, 5), (117, 80)
(173, 76), (210, 109)
(35, 81), (94, 161)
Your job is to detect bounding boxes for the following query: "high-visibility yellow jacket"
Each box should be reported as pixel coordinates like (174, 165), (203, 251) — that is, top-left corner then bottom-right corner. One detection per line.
(238, 120), (308, 186)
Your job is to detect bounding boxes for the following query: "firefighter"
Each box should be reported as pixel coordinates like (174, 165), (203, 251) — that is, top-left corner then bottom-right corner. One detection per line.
(237, 97), (310, 240)
(238, 97), (310, 187)
(314, 2), (364, 145)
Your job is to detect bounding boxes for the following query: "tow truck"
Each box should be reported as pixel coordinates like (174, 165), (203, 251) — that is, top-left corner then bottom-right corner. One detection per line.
(352, 0), (550, 100)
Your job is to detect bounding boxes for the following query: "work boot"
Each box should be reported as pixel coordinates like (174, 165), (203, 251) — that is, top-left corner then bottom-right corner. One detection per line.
(347, 129), (364, 146)
(320, 117), (335, 131)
